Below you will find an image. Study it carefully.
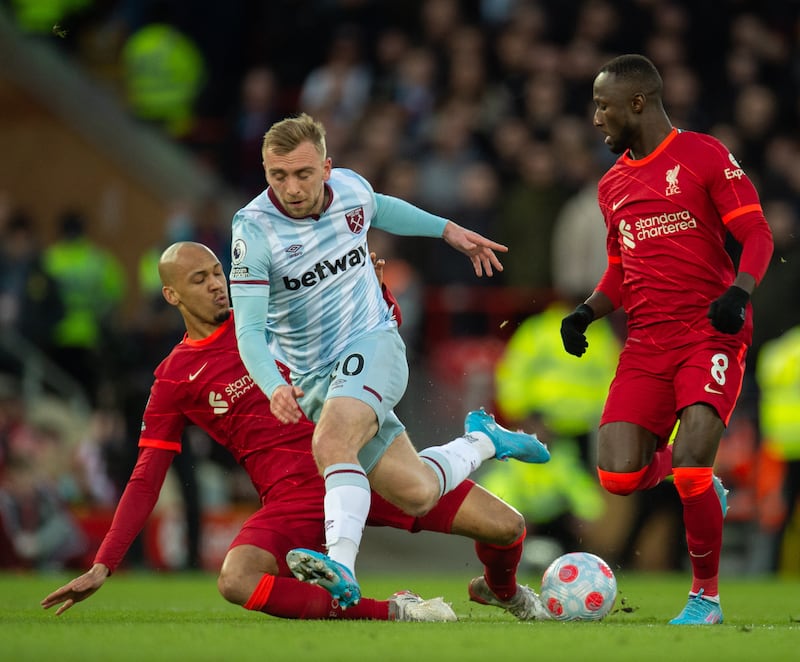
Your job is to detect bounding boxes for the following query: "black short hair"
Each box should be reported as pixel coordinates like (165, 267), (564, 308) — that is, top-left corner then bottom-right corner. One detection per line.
(598, 54), (663, 96)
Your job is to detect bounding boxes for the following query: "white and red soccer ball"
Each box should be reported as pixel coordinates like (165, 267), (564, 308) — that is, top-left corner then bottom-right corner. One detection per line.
(540, 551), (617, 621)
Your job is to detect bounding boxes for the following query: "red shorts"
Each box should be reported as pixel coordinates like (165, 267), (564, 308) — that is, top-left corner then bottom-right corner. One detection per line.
(228, 477), (474, 576)
(600, 336), (748, 445)
(228, 471), (326, 577)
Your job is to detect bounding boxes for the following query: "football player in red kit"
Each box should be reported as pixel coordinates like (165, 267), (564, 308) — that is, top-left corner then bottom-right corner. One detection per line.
(560, 54), (773, 625)
(42, 242), (549, 622)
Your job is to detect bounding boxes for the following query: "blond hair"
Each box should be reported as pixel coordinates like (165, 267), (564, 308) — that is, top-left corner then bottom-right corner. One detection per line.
(262, 113), (327, 158)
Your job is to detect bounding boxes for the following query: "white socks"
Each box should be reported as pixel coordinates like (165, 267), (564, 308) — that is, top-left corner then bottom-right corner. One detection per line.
(323, 463), (371, 575)
(419, 432), (493, 497)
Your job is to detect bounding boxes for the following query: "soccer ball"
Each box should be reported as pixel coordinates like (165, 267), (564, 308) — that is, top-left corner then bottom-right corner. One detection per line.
(540, 551), (617, 621)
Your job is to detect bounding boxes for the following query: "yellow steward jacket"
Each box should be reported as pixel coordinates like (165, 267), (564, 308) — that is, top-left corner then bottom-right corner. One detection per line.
(757, 326), (800, 461)
(495, 302), (620, 437)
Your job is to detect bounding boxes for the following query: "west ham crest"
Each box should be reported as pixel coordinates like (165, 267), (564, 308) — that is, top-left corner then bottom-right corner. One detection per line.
(345, 207), (365, 234)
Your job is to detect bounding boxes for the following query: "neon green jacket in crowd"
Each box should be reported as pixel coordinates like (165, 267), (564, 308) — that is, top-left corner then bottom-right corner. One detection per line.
(495, 301), (621, 438)
(43, 238), (126, 348)
(9, 0), (90, 34)
(757, 325), (800, 461)
(482, 302), (621, 523)
(121, 23), (205, 137)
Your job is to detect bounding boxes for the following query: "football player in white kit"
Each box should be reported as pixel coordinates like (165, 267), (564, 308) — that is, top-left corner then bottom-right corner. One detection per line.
(230, 113), (550, 607)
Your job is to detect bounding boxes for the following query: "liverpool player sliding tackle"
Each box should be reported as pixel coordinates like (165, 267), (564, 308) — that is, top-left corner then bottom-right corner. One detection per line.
(42, 242), (551, 622)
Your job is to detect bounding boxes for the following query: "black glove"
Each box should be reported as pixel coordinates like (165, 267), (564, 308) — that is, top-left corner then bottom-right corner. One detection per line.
(707, 285), (749, 334)
(560, 304), (594, 357)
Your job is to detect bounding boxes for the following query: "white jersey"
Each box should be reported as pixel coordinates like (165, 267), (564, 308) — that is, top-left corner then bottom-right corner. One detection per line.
(230, 168), (395, 375)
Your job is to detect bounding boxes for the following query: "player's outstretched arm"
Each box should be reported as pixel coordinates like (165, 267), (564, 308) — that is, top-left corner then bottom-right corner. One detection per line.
(441, 221), (508, 277)
(41, 563), (110, 616)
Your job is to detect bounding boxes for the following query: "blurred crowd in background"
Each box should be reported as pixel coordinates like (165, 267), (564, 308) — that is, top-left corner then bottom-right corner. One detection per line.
(1, 0), (799, 576)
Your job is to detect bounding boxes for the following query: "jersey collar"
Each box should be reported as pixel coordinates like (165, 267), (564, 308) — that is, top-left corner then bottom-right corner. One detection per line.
(622, 127), (679, 166)
(182, 313), (233, 347)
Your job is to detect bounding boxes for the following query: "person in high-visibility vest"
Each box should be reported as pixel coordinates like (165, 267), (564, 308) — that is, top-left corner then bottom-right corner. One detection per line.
(42, 211), (126, 403)
(756, 325), (800, 572)
(495, 301), (620, 439)
(121, 21), (205, 137)
(8, 0), (91, 35)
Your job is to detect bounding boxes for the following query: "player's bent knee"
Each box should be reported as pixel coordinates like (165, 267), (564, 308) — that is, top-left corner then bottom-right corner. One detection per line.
(450, 485), (526, 545)
(217, 569), (248, 605)
(493, 509), (526, 546)
(398, 492), (439, 518)
(390, 480), (440, 517)
(218, 545), (279, 605)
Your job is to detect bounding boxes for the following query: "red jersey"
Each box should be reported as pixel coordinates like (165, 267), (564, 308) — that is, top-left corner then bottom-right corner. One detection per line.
(96, 289), (406, 571)
(141, 312), (318, 499)
(597, 128), (772, 348)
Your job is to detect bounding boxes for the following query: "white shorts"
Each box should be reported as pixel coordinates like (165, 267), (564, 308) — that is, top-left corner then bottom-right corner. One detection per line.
(292, 326), (408, 472)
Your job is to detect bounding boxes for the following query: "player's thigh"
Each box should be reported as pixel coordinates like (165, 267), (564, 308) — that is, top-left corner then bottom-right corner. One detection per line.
(357, 410), (405, 473)
(674, 337), (746, 426)
(295, 328), (408, 424)
(672, 403), (725, 467)
(320, 332), (411, 471)
(314, 395), (381, 462)
(368, 431), (439, 511)
(228, 504), (325, 577)
(221, 543), (279, 579)
(599, 342), (676, 470)
(327, 327), (409, 425)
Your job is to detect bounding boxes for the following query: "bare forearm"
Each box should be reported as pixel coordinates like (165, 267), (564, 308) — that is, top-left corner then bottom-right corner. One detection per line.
(583, 291), (616, 321)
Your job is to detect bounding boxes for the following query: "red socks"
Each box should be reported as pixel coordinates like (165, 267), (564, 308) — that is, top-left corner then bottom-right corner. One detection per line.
(243, 574), (390, 620)
(594, 448), (722, 598)
(474, 532), (525, 601)
(673, 467), (722, 598)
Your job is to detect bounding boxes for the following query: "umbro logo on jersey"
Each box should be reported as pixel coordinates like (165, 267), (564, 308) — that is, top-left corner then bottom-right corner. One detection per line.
(189, 363), (208, 381)
(285, 244), (303, 258)
(283, 243), (368, 290)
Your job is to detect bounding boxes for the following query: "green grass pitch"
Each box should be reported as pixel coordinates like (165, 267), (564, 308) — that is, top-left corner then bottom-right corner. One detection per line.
(4, 571), (799, 661)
